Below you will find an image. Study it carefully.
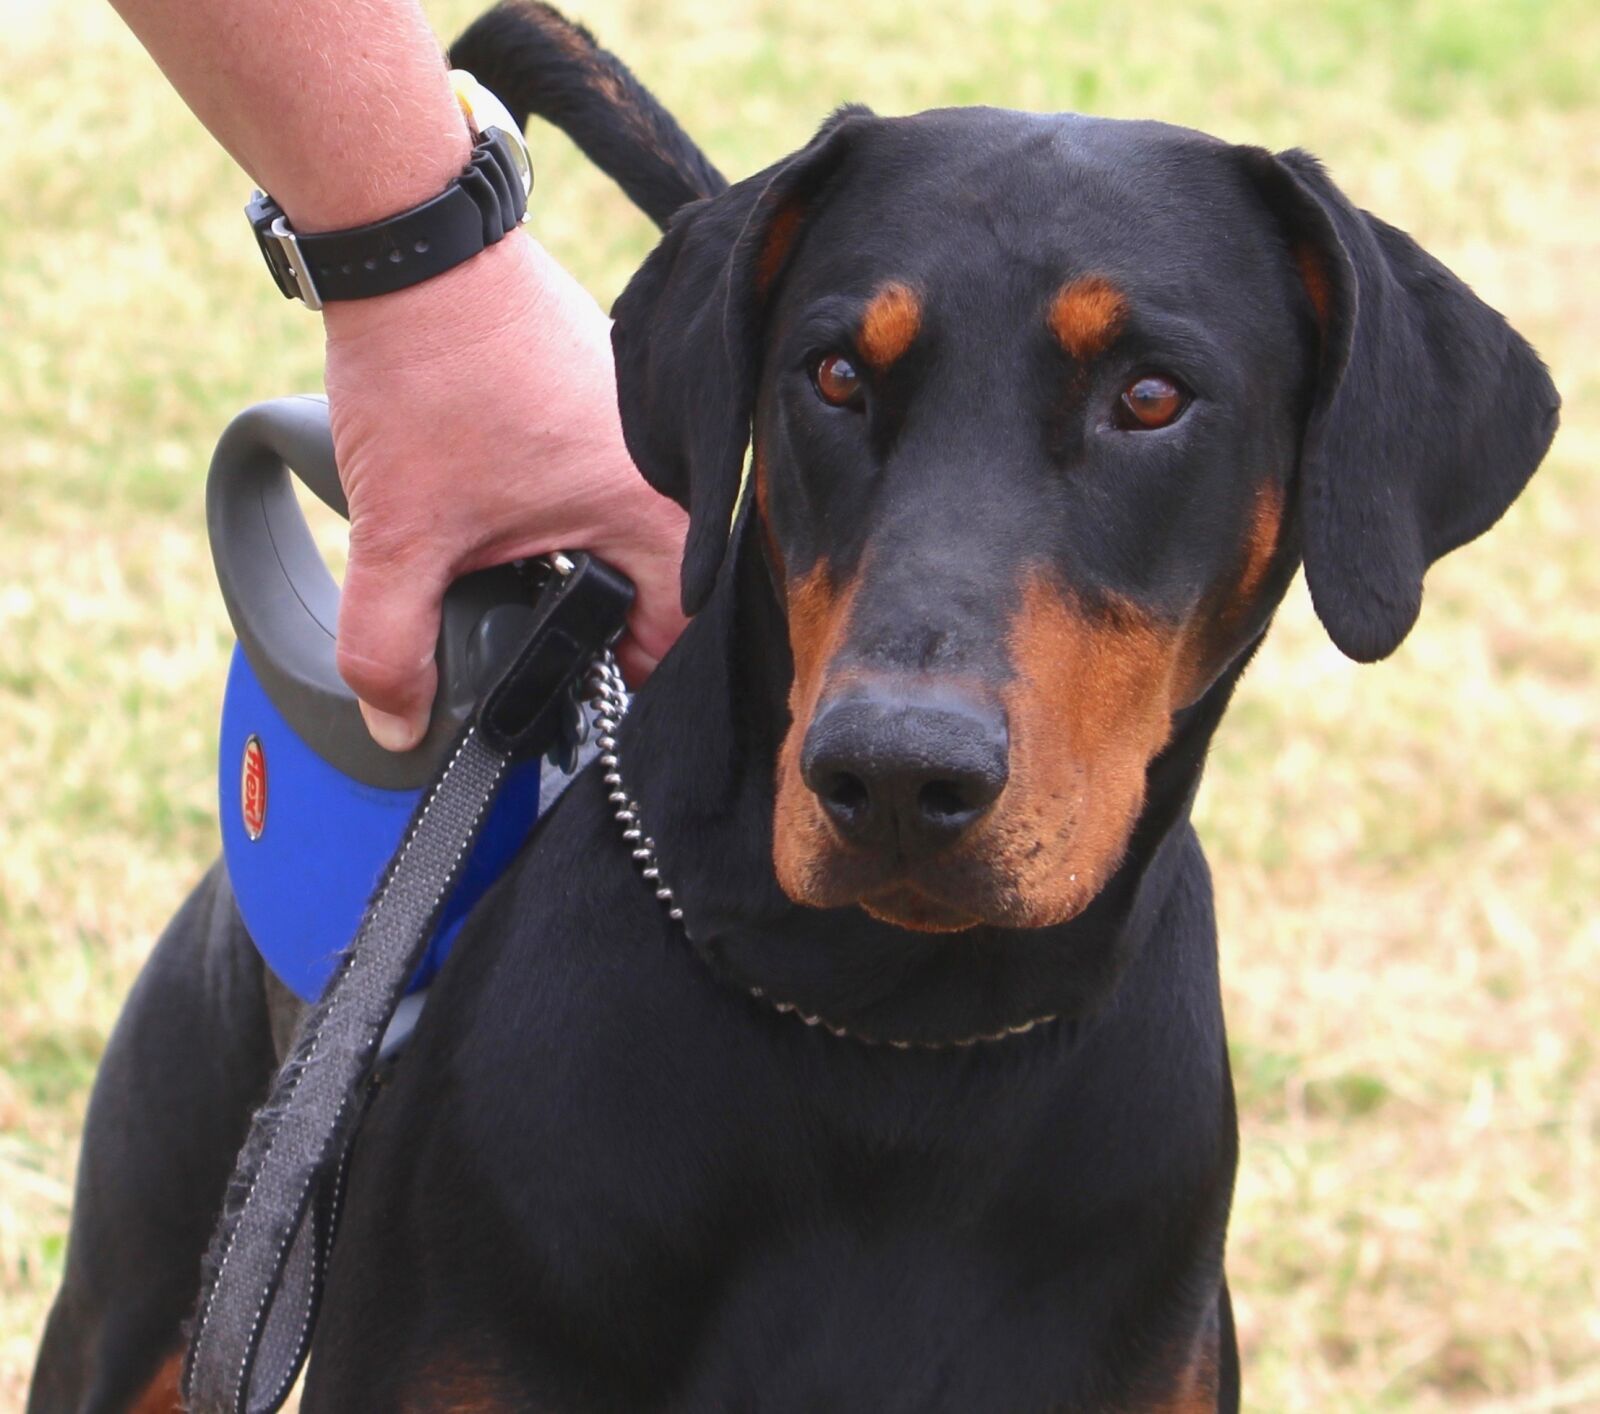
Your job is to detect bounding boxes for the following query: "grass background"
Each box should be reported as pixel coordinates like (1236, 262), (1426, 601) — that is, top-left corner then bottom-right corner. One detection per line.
(2, 0), (1596, 1406)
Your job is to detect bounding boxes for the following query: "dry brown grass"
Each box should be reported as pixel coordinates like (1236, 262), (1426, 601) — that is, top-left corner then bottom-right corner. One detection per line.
(2, 0), (1596, 1407)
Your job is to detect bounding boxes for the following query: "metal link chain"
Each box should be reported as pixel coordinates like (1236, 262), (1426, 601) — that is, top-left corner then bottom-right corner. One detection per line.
(586, 652), (684, 924)
(583, 652), (1057, 1050)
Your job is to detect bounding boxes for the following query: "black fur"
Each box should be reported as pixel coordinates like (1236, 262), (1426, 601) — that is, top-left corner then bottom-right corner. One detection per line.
(28, 868), (280, 1414)
(449, 0), (726, 228)
(1242, 147), (1559, 661)
(612, 107), (873, 612)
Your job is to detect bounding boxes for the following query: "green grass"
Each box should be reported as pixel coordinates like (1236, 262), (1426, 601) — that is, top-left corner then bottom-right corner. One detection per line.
(3, 0), (1597, 1406)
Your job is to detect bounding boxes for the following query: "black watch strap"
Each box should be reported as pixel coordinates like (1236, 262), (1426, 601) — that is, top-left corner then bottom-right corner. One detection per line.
(248, 129), (530, 309)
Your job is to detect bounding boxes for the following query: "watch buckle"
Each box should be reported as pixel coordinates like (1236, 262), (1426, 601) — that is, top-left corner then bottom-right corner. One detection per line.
(247, 191), (324, 311)
(267, 218), (324, 311)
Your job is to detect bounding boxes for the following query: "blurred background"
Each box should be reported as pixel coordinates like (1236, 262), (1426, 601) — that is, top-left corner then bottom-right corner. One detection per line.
(1, 0), (1595, 1406)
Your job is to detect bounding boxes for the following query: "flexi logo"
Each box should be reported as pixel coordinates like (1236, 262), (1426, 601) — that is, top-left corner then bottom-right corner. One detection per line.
(241, 735), (267, 841)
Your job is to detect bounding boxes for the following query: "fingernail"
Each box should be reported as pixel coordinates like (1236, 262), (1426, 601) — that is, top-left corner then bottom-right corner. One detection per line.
(359, 701), (425, 752)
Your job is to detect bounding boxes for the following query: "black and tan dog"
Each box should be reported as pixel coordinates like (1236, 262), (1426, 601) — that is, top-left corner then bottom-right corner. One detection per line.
(32, 4), (1557, 1410)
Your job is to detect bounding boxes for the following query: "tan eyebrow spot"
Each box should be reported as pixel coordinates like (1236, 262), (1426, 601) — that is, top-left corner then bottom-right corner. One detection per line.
(1048, 275), (1128, 361)
(858, 282), (923, 370)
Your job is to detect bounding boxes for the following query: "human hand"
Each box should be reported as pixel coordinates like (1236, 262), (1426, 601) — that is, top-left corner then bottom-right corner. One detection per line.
(322, 232), (688, 751)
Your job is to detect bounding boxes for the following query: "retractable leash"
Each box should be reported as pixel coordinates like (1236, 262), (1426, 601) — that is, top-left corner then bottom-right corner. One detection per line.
(183, 398), (633, 1413)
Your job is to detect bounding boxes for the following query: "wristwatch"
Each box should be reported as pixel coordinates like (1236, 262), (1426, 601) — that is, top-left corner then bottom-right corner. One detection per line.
(247, 71), (534, 311)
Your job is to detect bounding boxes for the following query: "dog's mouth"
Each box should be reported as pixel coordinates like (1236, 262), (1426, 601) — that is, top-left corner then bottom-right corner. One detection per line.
(773, 702), (1166, 931)
(775, 808), (1130, 935)
(859, 882), (984, 933)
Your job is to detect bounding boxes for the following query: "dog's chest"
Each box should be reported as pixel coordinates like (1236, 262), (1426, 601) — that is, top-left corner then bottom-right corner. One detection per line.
(339, 838), (1231, 1411)
(427, 1160), (1158, 1412)
(411, 1014), (1211, 1412)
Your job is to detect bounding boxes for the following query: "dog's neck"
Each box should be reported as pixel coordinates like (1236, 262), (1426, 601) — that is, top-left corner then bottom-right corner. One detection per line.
(613, 519), (1251, 1047)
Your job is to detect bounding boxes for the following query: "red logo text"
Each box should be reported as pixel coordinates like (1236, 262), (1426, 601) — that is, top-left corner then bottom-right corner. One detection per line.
(241, 735), (267, 840)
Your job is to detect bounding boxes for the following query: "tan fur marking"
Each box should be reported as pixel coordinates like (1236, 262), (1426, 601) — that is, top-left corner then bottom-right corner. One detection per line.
(1134, 1309), (1223, 1413)
(405, 1355), (524, 1411)
(1173, 479), (1286, 707)
(129, 1350), (183, 1414)
(771, 569), (1196, 929)
(1233, 479), (1284, 612)
(772, 562), (861, 902)
(858, 282), (922, 370)
(757, 200), (806, 293)
(1294, 240), (1332, 330)
(512, 0), (592, 59)
(1048, 275), (1128, 361)
(512, 1), (699, 182)
(968, 573), (1179, 926)
(859, 883), (983, 933)
(1139, 1369), (1220, 1413)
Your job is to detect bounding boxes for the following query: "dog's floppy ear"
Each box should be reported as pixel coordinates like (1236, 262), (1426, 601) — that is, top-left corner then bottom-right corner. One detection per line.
(1246, 148), (1559, 662)
(612, 107), (873, 615)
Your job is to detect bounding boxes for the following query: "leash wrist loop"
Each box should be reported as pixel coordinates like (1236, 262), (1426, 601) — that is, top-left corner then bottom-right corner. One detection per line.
(183, 554), (631, 1414)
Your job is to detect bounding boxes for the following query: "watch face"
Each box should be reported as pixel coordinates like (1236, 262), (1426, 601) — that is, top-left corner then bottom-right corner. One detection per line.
(450, 71), (534, 202)
(488, 125), (535, 210)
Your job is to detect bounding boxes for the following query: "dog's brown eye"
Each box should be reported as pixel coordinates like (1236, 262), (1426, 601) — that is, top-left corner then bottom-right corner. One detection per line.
(1117, 374), (1186, 430)
(814, 353), (864, 408)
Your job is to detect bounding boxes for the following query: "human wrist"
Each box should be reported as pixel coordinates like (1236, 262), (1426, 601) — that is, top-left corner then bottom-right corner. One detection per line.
(279, 113), (473, 236)
(320, 229), (548, 356)
(254, 44), (473, 233)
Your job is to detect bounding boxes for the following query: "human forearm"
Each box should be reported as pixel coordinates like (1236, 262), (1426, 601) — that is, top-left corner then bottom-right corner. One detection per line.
(107, 0), (470, 230)
(110, 0), (689, 746)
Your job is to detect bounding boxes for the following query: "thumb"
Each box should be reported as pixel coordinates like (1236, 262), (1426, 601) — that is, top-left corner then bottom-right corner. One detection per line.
(335, 536), (444, 753)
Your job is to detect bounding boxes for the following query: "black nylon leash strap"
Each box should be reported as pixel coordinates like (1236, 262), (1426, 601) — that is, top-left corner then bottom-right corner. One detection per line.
(184, 554), (632, 1414)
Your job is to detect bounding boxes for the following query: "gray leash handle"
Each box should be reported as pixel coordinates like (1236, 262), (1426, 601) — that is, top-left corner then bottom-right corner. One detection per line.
(184, 554), (633, 1413)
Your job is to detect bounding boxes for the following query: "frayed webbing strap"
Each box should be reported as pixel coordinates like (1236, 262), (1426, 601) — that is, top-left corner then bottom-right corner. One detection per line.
(184, 726), (507, 1413)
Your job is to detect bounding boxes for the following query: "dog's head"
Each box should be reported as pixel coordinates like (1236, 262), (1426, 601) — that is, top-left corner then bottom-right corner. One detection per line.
(613, 108), (1557, 935)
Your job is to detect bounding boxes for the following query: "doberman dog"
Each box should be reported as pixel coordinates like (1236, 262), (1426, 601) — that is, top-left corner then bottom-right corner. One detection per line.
(31, 4), (1558, 1410)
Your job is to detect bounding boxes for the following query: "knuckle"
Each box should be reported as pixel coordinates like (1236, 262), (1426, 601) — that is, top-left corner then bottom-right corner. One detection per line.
(334, 638), (405, 701)
(346, 516), (431, 572)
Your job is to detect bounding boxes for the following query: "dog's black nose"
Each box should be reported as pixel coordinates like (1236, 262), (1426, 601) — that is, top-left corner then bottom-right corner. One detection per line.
(801, 688), (1008, 857)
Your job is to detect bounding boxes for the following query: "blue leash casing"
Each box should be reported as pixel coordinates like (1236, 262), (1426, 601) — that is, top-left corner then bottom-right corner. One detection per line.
(208, 395), (610, 1001)
(218, 646), (544, 999)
